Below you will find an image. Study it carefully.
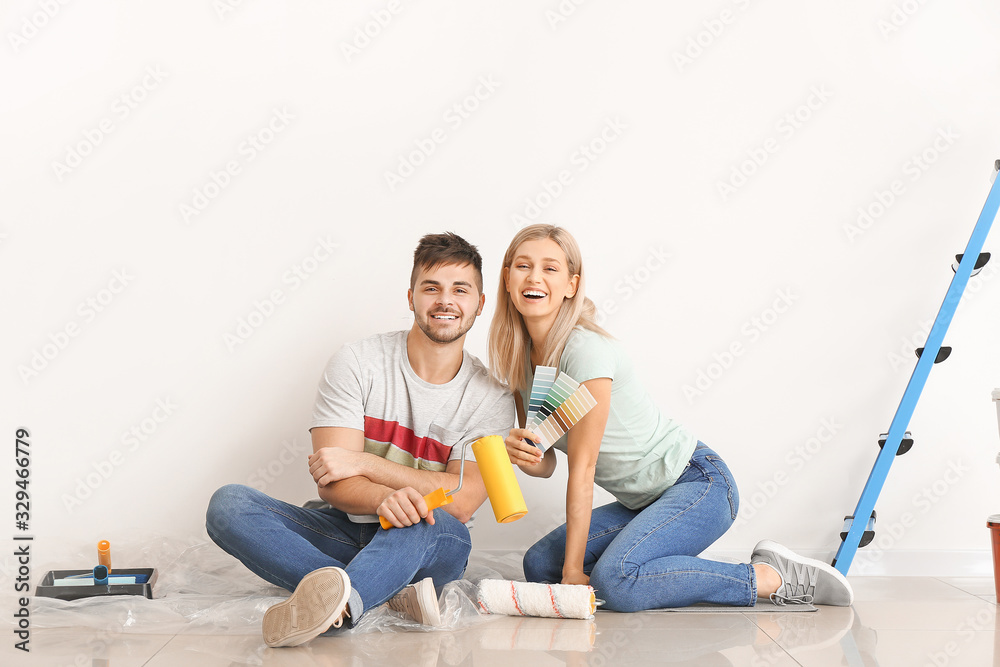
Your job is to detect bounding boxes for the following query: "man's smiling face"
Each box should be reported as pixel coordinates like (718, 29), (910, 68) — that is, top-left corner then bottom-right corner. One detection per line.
(409, 262), (485, 345)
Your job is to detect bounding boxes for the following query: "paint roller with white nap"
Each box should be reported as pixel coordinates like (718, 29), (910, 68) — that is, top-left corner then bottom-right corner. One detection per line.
(477, 579), (597, 620)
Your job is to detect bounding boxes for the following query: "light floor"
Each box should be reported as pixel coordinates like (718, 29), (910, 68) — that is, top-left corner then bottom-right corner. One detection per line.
(14, 577), (999, 666)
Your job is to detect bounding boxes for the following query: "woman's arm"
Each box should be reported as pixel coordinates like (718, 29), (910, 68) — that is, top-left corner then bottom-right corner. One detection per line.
(562, 377), (612, 585)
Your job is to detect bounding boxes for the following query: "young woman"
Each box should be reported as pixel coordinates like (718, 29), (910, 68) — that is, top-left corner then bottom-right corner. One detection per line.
(488, 224), (853, 610)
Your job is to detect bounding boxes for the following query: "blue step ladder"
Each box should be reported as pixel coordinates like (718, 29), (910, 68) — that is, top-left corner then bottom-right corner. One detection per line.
(832, 160), (1000, 576)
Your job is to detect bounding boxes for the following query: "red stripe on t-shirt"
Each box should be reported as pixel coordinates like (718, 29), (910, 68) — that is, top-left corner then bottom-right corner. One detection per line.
(363, 416), (451, 464)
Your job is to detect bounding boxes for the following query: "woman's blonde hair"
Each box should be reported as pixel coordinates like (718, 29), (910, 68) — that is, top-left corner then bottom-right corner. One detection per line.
(488, 224), (610, 394)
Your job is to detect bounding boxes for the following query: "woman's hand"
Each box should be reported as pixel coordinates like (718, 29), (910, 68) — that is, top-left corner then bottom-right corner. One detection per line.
(505, 428), (543, 468)
(561, 570), (590, 586)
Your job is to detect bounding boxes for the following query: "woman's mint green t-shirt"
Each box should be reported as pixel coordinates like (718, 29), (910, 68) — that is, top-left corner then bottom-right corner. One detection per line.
(523, 327), (698, 510)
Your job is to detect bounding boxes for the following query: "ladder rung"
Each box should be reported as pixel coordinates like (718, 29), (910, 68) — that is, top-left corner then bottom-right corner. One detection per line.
(878, 431), (913, 455)
(952, 252), (991, 275)
(840, 511), (877, 548)
(915, 346), (951, 363)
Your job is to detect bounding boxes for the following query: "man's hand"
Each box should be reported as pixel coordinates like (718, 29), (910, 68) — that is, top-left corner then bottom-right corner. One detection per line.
(377, 487), (435, 528)
(308, 446), (364, 487)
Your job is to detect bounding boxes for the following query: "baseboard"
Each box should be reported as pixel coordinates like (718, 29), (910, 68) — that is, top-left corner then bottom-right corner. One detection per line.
(708, 549), (995, 578)
(472, 549), (996, 578)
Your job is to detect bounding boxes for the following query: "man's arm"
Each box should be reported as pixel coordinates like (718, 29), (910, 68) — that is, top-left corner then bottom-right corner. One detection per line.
(309, 427), (488, 524)
(309, 427), (396, 516)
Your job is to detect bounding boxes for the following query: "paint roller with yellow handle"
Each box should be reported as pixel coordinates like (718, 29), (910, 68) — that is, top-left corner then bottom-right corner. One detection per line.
(379, 434), (527, 529)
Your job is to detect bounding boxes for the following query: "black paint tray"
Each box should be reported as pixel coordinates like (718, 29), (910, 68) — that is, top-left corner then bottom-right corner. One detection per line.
(35, 568), (157, 601)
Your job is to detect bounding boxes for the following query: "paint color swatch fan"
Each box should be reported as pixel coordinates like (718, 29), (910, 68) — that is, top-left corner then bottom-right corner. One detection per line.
(526, 367), (598, 450)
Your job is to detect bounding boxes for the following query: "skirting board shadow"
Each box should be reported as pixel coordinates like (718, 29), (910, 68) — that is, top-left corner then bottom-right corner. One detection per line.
(626, 600), (817, 613)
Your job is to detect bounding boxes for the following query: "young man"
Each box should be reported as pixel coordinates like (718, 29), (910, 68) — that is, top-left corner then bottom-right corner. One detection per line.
(206, 232), (514, 647)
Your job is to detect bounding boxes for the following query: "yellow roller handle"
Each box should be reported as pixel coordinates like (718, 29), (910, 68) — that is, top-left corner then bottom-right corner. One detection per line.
(379, 487), (453, 530)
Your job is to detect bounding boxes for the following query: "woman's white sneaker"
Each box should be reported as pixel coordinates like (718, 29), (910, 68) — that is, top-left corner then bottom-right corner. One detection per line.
(751, 540), (854, 606)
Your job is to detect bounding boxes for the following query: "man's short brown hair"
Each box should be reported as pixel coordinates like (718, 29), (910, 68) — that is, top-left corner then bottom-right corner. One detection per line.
(410, 232), (484, 293)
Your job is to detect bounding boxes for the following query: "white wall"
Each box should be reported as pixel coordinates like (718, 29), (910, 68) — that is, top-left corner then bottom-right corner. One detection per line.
(5, 0), (1000, 579)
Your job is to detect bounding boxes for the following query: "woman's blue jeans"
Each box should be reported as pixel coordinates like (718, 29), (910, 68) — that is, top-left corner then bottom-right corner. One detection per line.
(205, 484), (472, 624)
(522, 444), (756, 611)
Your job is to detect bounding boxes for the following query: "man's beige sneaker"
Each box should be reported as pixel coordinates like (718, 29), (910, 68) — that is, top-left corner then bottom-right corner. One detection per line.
(262, 567), (351, 647)
(386, 577), (442, 627)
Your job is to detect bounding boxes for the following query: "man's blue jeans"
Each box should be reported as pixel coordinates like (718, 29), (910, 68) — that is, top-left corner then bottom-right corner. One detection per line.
(522, 444), (756, 610)
(205, 484), (472, 624)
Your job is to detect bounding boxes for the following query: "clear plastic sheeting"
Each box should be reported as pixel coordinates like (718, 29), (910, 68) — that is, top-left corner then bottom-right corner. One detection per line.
(29, 535), (556, 639)
(31, 537), (286, 636)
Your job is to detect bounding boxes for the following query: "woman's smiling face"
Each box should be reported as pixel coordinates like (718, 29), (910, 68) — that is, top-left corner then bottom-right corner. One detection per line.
(504, 237), (579, 325)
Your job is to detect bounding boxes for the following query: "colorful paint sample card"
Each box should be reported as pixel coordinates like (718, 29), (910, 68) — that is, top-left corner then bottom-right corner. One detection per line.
(526, 366), (558, 427)
(529, 372), (581, 430)
(530, 376), (597, 451)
